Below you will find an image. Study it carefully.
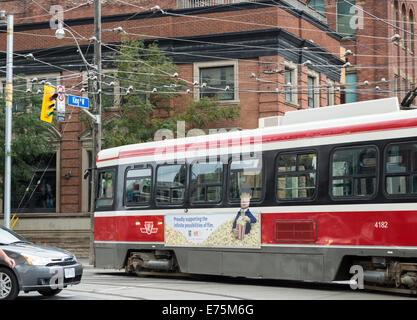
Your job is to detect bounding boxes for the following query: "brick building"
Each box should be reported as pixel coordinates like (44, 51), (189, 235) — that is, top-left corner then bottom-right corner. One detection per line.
(318, 0), (417, 104)
(0, 0), (351, 256)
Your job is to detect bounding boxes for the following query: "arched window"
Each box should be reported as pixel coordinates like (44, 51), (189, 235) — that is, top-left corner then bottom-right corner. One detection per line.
(337, 0), (356, 37)
(307, 0), (326, 16)
(409, 10), (414, 52)
(402, 4), (407, 47)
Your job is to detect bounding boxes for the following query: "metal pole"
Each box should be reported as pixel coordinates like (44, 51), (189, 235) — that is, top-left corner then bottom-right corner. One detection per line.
(89, 0), (102, 265)
(94, 0), (102, 153)
(4, 14), (13, 229)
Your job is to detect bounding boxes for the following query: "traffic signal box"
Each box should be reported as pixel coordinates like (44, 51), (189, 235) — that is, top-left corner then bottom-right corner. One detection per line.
(40, 85), (58, 123)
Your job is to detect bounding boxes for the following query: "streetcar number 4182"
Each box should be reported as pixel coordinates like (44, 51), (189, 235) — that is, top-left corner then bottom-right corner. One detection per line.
(374, 221), (388, 229)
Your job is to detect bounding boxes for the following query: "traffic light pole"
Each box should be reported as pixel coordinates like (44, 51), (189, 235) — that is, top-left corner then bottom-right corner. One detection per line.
(4, 14), (13, 229)
(89, 0), (102, 265)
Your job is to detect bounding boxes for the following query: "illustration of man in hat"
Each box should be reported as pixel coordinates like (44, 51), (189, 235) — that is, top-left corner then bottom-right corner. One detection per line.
(232, 183), (257, 240)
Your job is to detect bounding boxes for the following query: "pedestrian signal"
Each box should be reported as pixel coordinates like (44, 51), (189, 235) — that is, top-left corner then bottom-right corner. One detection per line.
(40, 85), (58, 123)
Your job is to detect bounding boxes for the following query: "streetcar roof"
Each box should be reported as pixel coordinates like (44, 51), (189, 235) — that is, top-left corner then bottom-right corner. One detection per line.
(97, 97), (417, 167)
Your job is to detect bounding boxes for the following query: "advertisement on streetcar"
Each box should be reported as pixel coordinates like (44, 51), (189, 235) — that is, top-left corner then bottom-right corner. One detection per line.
(164, 212), (261, 248)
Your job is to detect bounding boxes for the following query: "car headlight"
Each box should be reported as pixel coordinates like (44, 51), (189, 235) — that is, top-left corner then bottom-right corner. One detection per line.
(22, 254), (51, 266)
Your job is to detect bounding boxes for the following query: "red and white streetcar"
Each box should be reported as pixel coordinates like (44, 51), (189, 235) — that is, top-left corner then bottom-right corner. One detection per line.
(93, 97), (417, 294)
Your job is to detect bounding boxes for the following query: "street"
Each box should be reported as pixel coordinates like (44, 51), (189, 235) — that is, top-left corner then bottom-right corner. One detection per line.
(16, 259), (414, 301)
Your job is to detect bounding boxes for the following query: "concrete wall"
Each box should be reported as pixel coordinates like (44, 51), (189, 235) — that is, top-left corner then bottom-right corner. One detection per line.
(1, 213), (91, 258)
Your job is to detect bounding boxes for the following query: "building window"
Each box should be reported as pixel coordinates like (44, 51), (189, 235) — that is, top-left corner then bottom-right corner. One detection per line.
(409, 10), (414, 52)
(337, 0), (356, 37)
(86, 70), (121, 110)
(6, 73), (60, 213)
(285, 67), (293, 102)
(276, 152), (317, 200)
(345, 72), (357, 103)
(307, 0), (325, 15)
(326, 80), (335, 106)
(308, 76), (315, 108)
(331, 146), (377, 198)
(402, 4), (407, 48)
(13, 78), (30, 113)
(385, 143), (417, 196)
(284, 61), (298, 105)
(394, 1), (399, 34)
(194, 60), (238, 102)
(12, 153), (57, 213)
(307, 71), (319, 108)
(394, 74), (399, 96)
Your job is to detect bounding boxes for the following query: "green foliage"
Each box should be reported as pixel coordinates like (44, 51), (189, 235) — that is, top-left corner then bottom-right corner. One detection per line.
(0, 78), (55, 200)
(100, 38), (240, 149)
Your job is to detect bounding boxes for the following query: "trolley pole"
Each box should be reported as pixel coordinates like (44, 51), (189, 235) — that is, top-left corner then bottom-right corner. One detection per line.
(3, 14), (13, 229)
(89, 0), (102, 265)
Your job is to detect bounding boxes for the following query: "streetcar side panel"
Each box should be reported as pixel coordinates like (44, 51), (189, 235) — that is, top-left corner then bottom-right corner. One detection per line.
(94, 111), (417, 290)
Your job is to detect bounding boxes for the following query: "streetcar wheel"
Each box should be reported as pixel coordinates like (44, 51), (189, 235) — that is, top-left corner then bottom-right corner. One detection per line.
(0, 267), (19, 300)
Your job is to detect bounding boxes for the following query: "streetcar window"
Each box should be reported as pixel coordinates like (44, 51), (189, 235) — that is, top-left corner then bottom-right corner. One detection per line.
(331, 146), (377, 198)
(156, 164), (186, 204)
(125, 168), (152, 205)
(229, 158), (263, 201)
(276, 152), (317, 200)
(97, 171), (115, 207)
(191, 161), (223, 203)
(385, 143), (417, 195)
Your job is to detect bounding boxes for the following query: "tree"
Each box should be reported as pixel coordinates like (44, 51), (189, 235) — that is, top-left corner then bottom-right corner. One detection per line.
(95, 38), (240, 149)
(0, 76), (56, 209)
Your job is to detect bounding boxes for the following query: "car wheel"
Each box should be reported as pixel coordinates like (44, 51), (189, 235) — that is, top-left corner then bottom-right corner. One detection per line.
(0, 267), (19, 300)
(37, 288), (63, 296)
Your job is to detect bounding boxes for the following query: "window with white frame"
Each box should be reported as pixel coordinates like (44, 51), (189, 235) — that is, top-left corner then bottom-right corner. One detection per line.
(194, 60), (238, 102)
(307, 70), (319, 108)
(394, 74), (399, 97)
(283, 61), (298, 106)
(337, 0), (356, 37)
(345, 72), (357, 103)
(326, 80), (335, 106)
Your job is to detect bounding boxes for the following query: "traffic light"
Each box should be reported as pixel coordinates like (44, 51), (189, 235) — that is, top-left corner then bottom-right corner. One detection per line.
(40, 85), (58, 123)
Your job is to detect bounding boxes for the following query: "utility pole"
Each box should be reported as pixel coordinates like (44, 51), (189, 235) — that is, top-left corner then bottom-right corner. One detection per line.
(89, 0), (102, 265)
(3, 13), (13, 229)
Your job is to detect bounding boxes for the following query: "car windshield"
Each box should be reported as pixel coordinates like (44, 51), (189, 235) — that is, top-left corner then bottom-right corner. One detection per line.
(0, 226), (28, 245)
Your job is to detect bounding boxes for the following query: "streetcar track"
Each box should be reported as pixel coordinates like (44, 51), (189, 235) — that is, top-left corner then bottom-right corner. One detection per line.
(64, 286), (146, 300)
(75, 280), (246, 300)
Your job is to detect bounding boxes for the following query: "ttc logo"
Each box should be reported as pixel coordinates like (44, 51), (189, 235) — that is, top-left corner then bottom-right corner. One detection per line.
(140, 221), (158, 235)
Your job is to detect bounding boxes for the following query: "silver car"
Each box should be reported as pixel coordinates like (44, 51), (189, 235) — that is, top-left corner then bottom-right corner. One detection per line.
(0, 226), (83, 300)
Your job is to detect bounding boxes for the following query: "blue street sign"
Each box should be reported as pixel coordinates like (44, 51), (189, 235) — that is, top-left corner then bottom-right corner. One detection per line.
(67, 95), (89, 109)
